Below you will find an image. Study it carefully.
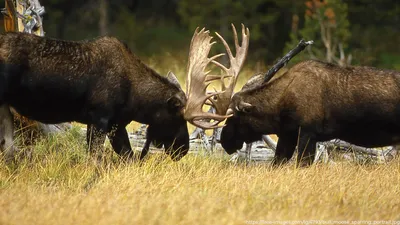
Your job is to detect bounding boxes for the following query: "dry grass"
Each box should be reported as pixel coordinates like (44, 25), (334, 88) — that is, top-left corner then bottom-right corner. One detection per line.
(0, 127), (400, 225)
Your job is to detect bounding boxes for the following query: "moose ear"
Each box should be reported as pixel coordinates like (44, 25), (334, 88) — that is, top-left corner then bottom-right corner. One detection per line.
(167, 71), (182, 90)
(236, 101), (254, 114)
(167, 95), (184, 110)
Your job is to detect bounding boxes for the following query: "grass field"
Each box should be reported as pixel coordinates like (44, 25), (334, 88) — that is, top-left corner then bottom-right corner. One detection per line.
(0, 127), (400, 225)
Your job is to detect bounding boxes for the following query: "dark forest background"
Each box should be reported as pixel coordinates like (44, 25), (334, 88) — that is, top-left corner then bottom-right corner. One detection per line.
(1, 0), (399, 70)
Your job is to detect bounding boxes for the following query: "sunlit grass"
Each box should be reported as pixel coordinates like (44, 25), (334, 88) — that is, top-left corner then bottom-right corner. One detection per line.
(0, 127), (400, 225)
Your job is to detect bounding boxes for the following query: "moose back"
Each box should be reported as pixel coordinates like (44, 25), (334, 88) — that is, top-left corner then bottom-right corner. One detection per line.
(0, 32), (189, 160)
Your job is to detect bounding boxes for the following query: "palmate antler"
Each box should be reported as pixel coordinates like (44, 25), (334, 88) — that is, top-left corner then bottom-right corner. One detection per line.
(183, 27), (226, 129)
(184, 24), (250, 129)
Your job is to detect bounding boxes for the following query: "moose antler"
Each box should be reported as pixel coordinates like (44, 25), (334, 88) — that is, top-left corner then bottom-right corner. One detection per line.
(210, 24), (250, 116)
(184, 27), (228, 129)
(184, 24), (250, 129)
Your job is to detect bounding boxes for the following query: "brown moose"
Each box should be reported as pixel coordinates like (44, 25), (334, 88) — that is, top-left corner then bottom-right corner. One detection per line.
(0, 32), (189, 160)
(220, 60), (400, 166)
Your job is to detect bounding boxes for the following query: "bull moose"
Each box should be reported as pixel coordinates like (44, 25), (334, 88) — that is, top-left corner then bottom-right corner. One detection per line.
(220, 60), (400, 166)
(181, 26), (400, 166)
(0, 32), (189, 160)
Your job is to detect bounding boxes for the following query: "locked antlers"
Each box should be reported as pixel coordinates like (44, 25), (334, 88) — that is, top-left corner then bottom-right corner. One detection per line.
(184, 24), (250, 129)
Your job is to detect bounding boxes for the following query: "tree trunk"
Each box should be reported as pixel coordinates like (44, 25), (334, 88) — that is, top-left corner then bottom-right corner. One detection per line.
(219, 0), (229, 66)
(98, 0), (108, 36)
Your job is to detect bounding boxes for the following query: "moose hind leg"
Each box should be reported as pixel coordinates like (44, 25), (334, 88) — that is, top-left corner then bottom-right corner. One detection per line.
(0, 105), (17, 162)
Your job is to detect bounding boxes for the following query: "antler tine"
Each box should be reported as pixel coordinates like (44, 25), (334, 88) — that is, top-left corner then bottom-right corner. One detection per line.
(191, 119), (227, 130)
(241, 23), (250, 47)
(209, 53), (225, 62)
(232, 23), (240, 50)
(211, 60), (229, 74)
(215, 31), (234, 61)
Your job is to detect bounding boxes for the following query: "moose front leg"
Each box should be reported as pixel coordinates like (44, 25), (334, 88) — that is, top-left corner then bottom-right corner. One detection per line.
(273, 133), (297, 166)
(108, 125), (133, 158)
(140, 125), (159, 160)
(86, 108), (114, 154)
(296, 133), (317, 167)
(140, 138), (152, 160)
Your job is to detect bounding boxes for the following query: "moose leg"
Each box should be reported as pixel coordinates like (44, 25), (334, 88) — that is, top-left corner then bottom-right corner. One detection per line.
(108, 125), (133, 158)
(140, 138), (152, 160)
(140, 125), (159, 160)
(296, 133), (317, 167)
(0, 105), (17, 161)
(86, 108), (114, 152)
(273, 133), (297, 166)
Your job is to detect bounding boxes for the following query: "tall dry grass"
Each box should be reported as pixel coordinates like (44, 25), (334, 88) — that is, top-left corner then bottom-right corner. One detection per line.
(0, 127), (399, 225)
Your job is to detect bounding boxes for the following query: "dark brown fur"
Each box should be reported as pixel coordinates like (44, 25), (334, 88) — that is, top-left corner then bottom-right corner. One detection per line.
(221, 60), (400, 166)
(0, 32), (189, 160)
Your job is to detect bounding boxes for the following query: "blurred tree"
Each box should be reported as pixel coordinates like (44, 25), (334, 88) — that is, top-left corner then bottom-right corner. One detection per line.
(0, 0), (398, 68)
(41, 0), (87, 38)
(108, 0), (189, 57)
(177, 0), (300, 65)
(98, 0), (109, 35)
(285, 0), (351, 66)
(345, 0), (400, 68)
